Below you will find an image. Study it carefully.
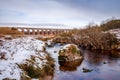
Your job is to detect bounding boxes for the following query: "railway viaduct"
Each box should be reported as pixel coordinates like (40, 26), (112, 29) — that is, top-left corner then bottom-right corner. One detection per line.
(17, 27), (70, 35)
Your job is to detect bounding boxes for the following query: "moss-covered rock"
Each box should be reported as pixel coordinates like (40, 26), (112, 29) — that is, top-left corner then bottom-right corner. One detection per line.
(58, 44), (83, 62)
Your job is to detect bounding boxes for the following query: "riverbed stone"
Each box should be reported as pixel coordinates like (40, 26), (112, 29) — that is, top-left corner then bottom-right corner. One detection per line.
(58, 44), (83, 62)
(82, 68), (93, 73)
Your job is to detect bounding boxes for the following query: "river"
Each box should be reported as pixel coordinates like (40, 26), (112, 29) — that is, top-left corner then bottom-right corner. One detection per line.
(46, 44), (120, 80)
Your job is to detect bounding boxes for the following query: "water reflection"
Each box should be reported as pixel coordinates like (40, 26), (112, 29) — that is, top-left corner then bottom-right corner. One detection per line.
(59, 59), (83, 71)
(94, 50), (120, 58)
(47, 44), (120, 80)
(39, 75), (54, 80)
(86, 52), (105, 66)
(53, 49), (120, 80)
(82, 50), (120, 67)
(109, 51), (120, 58)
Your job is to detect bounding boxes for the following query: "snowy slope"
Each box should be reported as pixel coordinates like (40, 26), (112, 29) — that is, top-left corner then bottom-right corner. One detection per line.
(0, 37), (47, 80)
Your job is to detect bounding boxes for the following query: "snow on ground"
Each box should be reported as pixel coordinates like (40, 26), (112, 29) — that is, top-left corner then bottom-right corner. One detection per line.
(46, 44), (63, 71)
(108, 29), (120, 39)
(0, 37), (47, 80)
(62, 44), (79, 50)
(107, 29), (120, 49)
(46, 44), (61, 61)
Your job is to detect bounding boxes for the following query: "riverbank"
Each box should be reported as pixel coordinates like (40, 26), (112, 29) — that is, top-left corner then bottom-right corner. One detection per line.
(0, 37), (54, 80)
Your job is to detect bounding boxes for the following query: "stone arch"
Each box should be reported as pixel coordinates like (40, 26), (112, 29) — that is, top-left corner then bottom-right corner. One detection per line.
(34, 29), (38, 35)
(24, 29), (28, 35)
(29, 29), (33, 35)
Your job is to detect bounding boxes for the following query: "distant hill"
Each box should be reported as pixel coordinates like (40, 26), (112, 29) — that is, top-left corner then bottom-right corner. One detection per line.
(101, 19), (120, 31)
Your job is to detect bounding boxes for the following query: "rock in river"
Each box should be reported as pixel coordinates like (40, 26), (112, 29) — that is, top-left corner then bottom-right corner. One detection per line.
(82, 68), (93, 73)
(58, 44), (83, 62)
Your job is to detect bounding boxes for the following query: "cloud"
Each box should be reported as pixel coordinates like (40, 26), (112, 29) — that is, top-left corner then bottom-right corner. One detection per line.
(0, 0), (120, 28)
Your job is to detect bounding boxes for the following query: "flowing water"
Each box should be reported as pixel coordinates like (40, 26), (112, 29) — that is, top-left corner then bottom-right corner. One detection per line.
(47, 44), (120, 80)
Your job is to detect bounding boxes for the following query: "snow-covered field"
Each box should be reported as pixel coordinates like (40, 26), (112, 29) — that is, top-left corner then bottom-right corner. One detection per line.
(0, 37), (48, 80)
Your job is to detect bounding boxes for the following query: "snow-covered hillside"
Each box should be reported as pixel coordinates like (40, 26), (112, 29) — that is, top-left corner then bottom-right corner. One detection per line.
(0, 37), (49, 79)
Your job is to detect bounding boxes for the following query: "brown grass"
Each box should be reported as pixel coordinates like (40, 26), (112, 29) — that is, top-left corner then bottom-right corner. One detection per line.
(0, 27), (23, 35)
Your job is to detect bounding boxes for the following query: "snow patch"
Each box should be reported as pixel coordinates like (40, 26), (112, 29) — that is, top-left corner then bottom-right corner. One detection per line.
(62, 44), (79, 50)
(0, 37), (47, 80)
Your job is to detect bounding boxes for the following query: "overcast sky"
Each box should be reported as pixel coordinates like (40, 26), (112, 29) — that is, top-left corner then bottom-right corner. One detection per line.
(0, 0), (120, 29)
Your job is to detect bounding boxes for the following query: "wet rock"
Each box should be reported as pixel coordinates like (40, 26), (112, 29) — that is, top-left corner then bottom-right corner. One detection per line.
(103, 61), (107, 64)
(54, 51), (57, 53)
(0, 39), (4, 42)
(46, 43), (54, 47)
(4, 35), (12, 40)
(0, 38), (5, 46)
(0, 42), (3, 46)
(82, 68), (93, 73)
(46, 40), (54, 47)
(3, 78), (16, 80)
(0, 52), (6, 60)
(58, 44), (83, 62)
(60, 43), (64, 46)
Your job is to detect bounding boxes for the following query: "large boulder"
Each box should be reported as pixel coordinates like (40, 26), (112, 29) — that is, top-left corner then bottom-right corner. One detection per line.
(58, 44), (83, 62)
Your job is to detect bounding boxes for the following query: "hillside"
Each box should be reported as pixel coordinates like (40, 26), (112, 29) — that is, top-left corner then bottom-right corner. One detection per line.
(101, 19), (120, 31)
